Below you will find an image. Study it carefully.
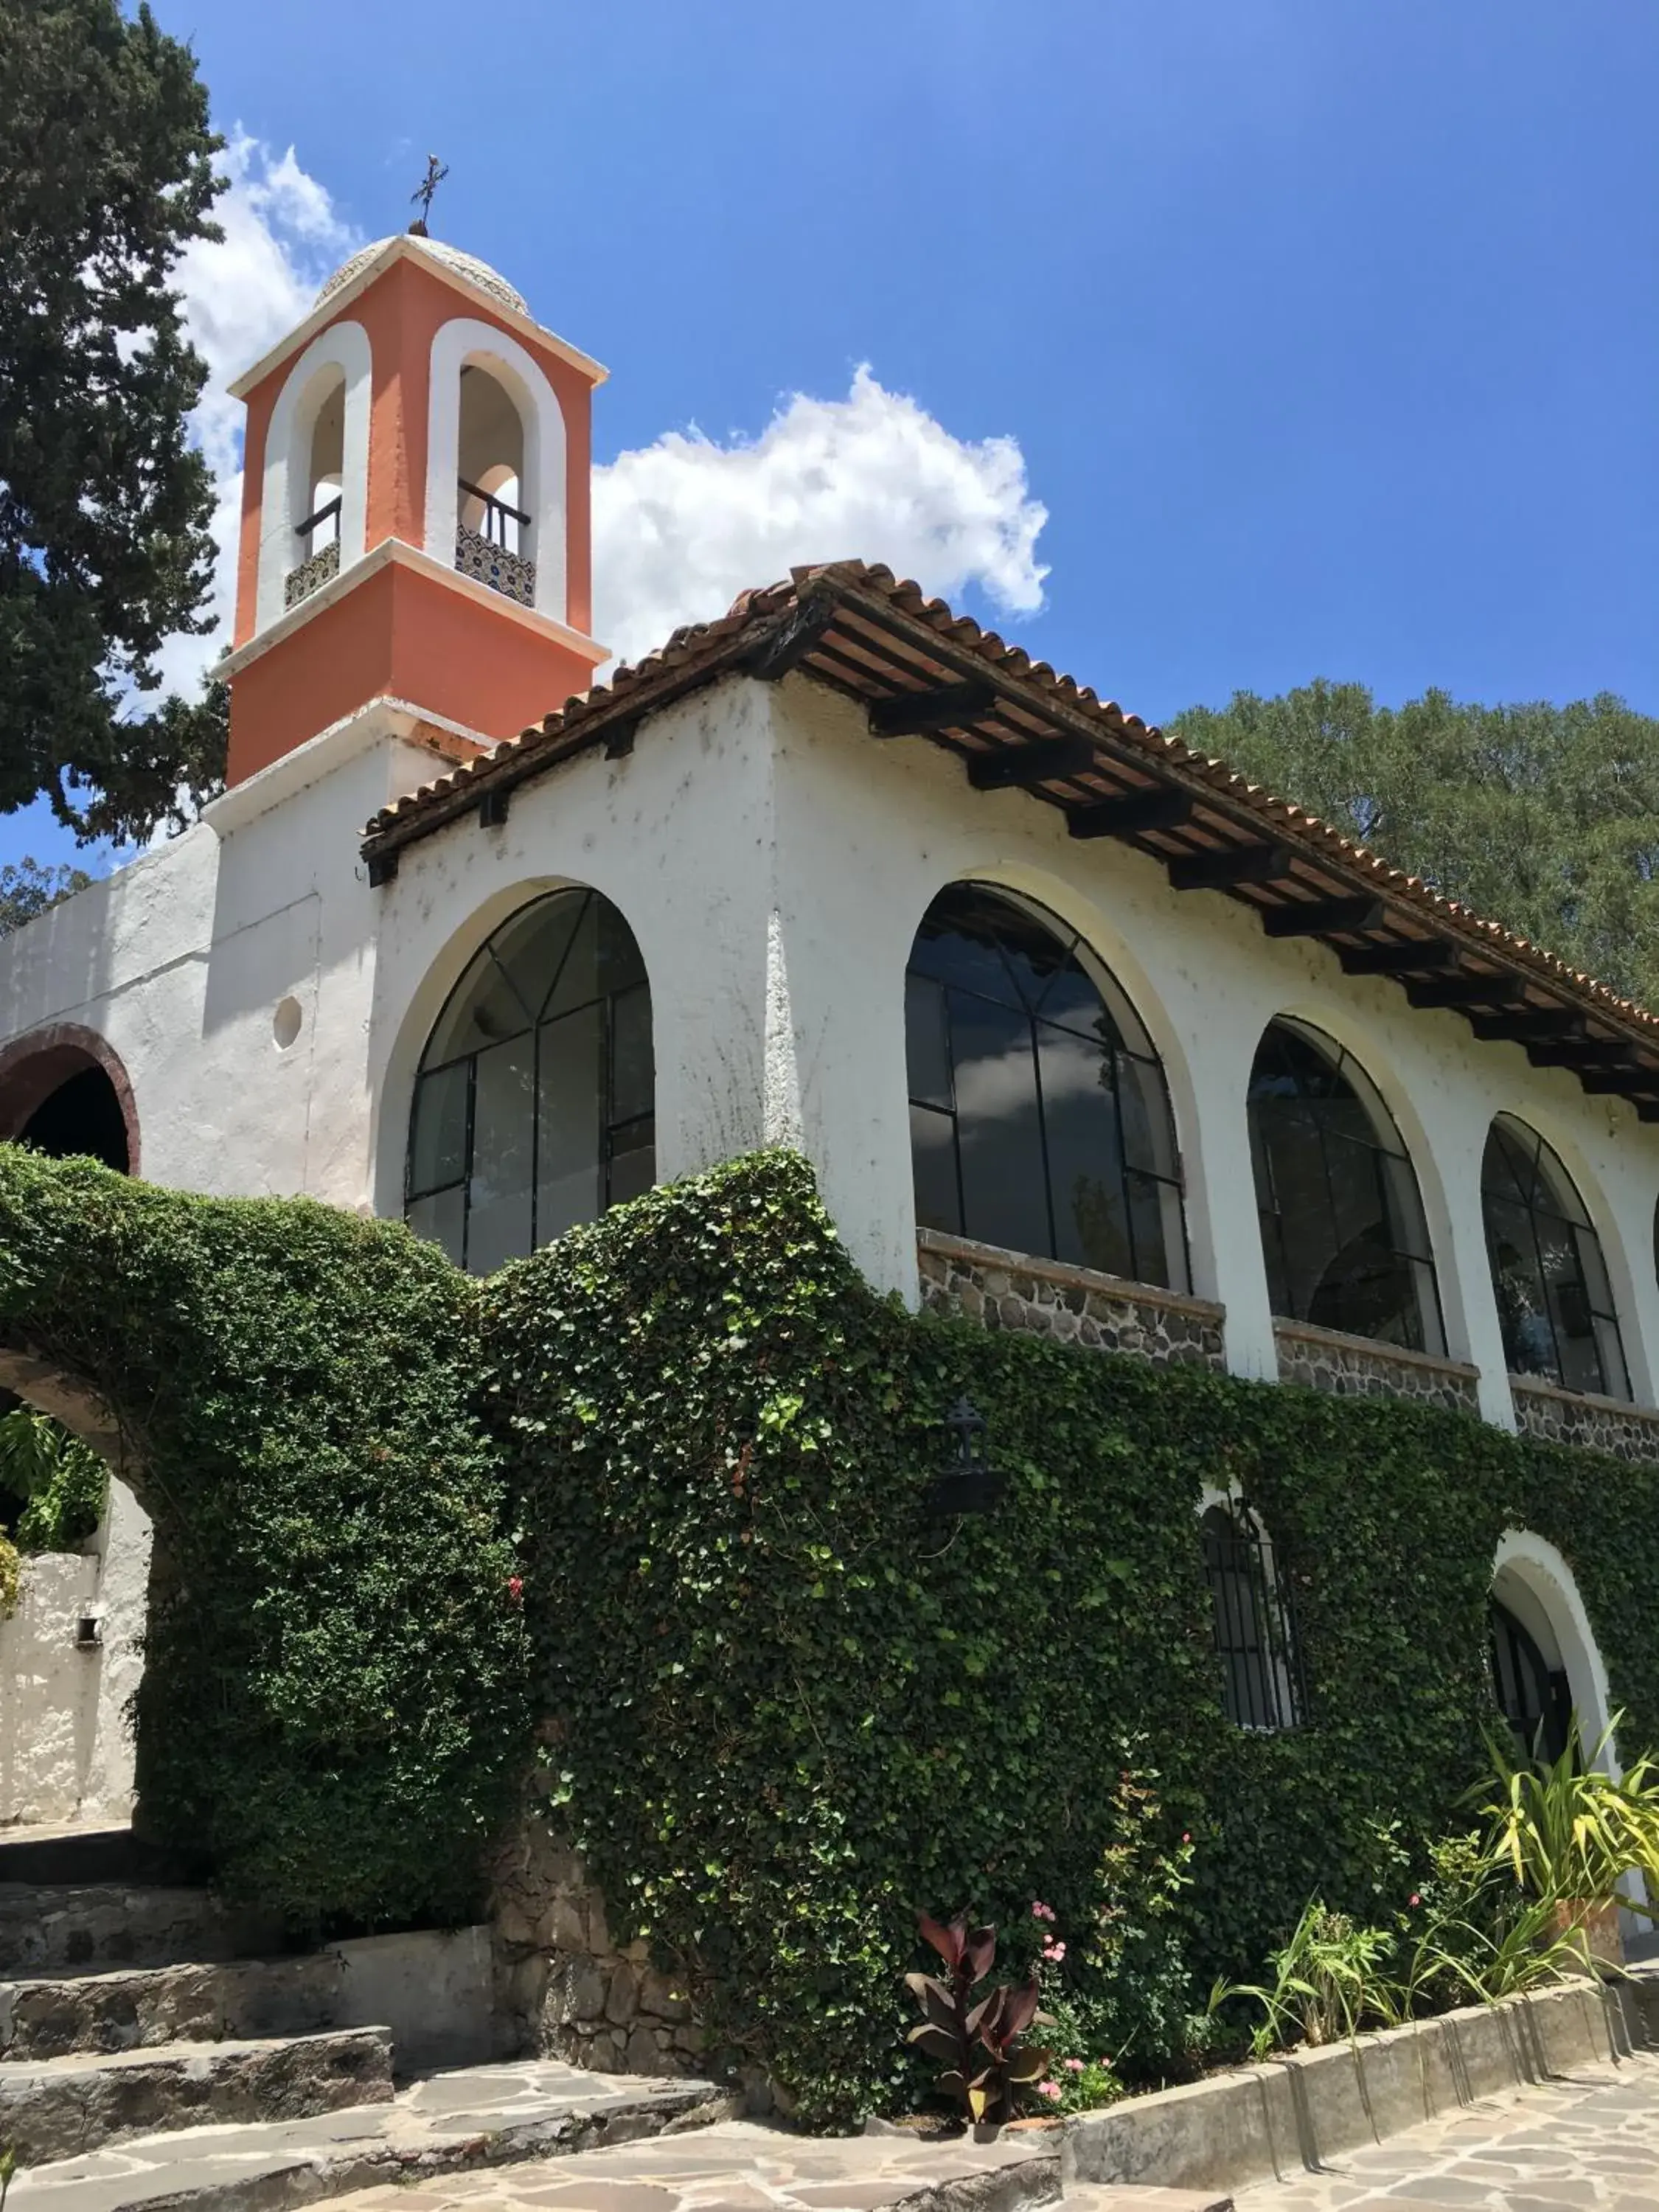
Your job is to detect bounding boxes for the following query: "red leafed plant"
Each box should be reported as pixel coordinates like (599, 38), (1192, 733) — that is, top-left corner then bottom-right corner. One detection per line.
(905, 1910), (1052, 2124)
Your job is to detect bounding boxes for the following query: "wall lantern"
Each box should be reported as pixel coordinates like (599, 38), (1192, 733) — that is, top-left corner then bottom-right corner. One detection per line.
(925, 1396), (1004, 1517)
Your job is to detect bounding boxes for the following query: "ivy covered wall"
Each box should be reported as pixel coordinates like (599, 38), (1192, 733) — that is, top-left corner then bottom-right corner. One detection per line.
(4, 1144), (1659, 2121)
(0, 1147), (529, 1925)
(483, 1151), (1659, 2118)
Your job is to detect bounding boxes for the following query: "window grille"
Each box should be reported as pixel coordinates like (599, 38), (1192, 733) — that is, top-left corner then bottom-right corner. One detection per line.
(1481, 1116), (1629, 1401)
(905, 882), (1189, 1290)
(1247, 1018), (1444, 1354)
(1200, 1499), (1309, 1732)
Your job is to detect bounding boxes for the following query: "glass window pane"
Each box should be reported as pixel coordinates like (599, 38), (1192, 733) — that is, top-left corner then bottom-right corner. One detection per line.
(409, 1062), (468, 1198)
(407, 1185), (465, 1267)
(951, 993), (1049, 1256)
(611, 983), (655, 1126)
(487, 891), (585, 1020)
(1039, 1023), (1133, 1278)
(423, 944), (534, 1066)
(466, 1034), (536, 1273)
(908, 892), (1021, 1008)
(905, 973), (953, 1110)
(1125, 1170), (1178, 1293)
(910, 1103), (960, 1235)
(537, 1003), (604, 1240)
(542, 896), (602, 1020)
(608, 1116), (655, 1208)
(597, 899), (649, 997)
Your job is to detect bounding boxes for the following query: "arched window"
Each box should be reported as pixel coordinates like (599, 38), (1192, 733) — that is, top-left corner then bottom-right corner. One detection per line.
(1489, 1590), (1572, 1766)
(1200, 1498), (1308, 1731)
(406, 888), (654, 1274)
(905, 883), (1187, 1288)
(1247, 1018), (1444, 1352)
(1481, 1116), (1628, 1399)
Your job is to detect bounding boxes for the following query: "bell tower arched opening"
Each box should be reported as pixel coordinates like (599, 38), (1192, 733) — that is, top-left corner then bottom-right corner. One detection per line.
(456, 363), (532, 599)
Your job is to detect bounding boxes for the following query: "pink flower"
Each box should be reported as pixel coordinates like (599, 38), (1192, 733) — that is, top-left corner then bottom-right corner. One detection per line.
(506, 1576), (524, 1605)
(1042, 1940), (1066, 1962)
(1099, 2056), (1113, 2070)
(1038, 2081), (1062, 2101)
(1181, 1832), (1192, 1845)
(1030, 1901), (1056, 1922)
(1062, 2057), (1084, 2073)
(1409, 1893), (1421, 1908)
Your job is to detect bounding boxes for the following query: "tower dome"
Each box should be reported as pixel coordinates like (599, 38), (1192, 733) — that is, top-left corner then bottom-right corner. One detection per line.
(316, 234), (528, 317)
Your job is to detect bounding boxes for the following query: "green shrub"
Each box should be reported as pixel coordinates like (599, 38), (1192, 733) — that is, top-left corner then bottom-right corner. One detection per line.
(0, 1406), (108, 1551)
(0, 1147), (529, 1927)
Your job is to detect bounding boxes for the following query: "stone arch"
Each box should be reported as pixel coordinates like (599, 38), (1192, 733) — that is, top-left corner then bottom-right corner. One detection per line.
(254, 320), (372, 633)
(0, 1023), (139, 1174)
(425, 317), (568, 624)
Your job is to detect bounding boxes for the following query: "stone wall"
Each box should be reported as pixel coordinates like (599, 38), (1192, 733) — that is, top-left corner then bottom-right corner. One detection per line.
(1273, 1320), (1482, 1415)
(488, 1809), (704, 2075)
(917, 1229), (1226, 1370)
(1510, 1375), (1659, 1464)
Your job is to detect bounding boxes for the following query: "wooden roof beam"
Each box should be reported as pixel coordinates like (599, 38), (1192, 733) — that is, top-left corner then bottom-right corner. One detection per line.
(1067, 787), (1194, 841)
(1262, 896), (1385, 939)
(1526, 1040), (1644, 1071)
(967, 734), (1096, 790)
(1167, 843), (1291, 893)
(1576, 1070), (1659, 1097)
(868, 680), (998, 737)
(1338, 939), (1456, 976)
(1467, 1008), (1586, 1043)
(1405, 973), (1528, 1009)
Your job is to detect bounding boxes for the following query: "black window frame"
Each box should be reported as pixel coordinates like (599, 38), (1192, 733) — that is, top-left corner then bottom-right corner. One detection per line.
(1481, 1114), (1629, 1400)
(904, 881), (1190, 1292)
(405, 887), (654, 1273)
(1200, 1497), (1310, 1733)
(1248, 1017), (1446, 1355)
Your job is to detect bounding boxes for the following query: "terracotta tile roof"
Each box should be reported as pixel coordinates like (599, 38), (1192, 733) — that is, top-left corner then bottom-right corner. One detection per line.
(361, 561), (1659, 1118)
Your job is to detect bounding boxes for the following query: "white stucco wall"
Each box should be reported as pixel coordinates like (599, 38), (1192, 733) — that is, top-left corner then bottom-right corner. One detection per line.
(0, 1477), (150, 1827)
(4, 662), (1659, 1827)
(362, 664), (1659, 1430)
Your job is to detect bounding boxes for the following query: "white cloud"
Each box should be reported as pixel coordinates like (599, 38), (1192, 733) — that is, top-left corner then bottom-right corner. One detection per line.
(591, 366), (1048, 672)
(155, 150), (1050, 697)
(153, 134), (358, 695)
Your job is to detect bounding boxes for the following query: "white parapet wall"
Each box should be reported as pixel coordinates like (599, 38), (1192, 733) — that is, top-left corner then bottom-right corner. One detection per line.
(0, 1478), (150, 1829)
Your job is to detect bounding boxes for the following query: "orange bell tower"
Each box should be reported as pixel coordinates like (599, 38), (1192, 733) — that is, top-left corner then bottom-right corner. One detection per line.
(219, 231), (607, 787)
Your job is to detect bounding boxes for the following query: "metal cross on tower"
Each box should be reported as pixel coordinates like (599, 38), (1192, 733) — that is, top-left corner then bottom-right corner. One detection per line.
(408, 155), (449, 237)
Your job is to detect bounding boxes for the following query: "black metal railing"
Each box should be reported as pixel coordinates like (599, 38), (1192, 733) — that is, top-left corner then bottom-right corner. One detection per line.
(1200, 1499), (1309, 1731)
(296, 494), (342, 551)
(458, 478), (530, 551)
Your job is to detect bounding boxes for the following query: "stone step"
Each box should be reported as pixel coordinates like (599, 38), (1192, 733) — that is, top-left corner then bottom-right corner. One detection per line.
(1062, 2190), (1233, 2212)
(0, 2026), (394, 2166)
(4, 2059), (724, 2212)
(0, 1829), (200, 1891)
(0, 1885), (283, 1978)
(0, 1955), (348, 2062)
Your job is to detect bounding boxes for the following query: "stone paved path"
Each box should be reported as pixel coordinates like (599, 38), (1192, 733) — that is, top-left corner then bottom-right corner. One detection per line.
(327, 2118), (1064, 2212)
(1235, 2045), (1659, 2211)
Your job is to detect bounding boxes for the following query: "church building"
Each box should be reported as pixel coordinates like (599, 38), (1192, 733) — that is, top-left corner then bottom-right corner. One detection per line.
(4, 229), (1658, 1826)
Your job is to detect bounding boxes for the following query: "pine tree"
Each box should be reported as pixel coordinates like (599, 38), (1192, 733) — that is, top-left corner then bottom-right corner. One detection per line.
(0, 0), (226, 845)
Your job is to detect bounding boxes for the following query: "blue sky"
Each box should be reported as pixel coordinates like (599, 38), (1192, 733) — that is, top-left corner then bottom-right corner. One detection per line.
(11, 0), (1658, 876)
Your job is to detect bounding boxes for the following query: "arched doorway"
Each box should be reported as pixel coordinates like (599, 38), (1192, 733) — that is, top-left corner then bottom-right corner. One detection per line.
(0, 1032), (145, 1830)
(0, 1023), (139, 1174)
(1489, 1588), (1573, 1765)
(1489, 1531), (1615, 1773)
